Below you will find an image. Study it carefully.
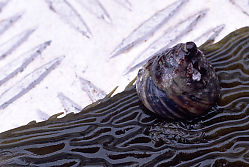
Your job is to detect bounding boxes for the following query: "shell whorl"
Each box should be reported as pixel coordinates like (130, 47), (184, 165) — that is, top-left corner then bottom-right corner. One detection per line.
(136, 42), (220, 120)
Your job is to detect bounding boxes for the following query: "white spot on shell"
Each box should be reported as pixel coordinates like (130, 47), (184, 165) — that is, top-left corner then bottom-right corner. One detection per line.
(192, 71), (201, 81)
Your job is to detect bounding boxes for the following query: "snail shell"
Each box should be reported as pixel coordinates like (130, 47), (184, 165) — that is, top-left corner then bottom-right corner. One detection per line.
(136, 42), (220, 120)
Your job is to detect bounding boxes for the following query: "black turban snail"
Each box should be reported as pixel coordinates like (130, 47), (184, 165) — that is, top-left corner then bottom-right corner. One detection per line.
(136, 42), (220, 119)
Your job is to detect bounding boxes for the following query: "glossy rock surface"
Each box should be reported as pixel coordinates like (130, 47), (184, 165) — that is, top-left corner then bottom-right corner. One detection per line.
(0, 27), (249, 167)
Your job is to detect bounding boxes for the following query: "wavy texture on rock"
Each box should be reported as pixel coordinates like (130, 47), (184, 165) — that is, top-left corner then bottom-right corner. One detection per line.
(0, 27), (249, 167)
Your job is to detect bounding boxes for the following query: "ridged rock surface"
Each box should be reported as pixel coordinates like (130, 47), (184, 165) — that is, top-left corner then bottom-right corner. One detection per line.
(0, 27), (249, 167)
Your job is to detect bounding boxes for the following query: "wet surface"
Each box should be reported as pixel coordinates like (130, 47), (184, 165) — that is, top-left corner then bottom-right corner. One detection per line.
(0, 27), (248, 167)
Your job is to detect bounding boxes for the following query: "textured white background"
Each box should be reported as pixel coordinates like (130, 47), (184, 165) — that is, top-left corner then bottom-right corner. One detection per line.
(0, 0), (248, 132)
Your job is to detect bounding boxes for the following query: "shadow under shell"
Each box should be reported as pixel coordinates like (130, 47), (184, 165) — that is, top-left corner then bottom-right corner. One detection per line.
(0, 27), (249, 167)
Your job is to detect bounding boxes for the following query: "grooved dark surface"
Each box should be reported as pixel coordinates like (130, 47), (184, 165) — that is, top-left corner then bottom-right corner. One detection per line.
(0, 27), (249, 167)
